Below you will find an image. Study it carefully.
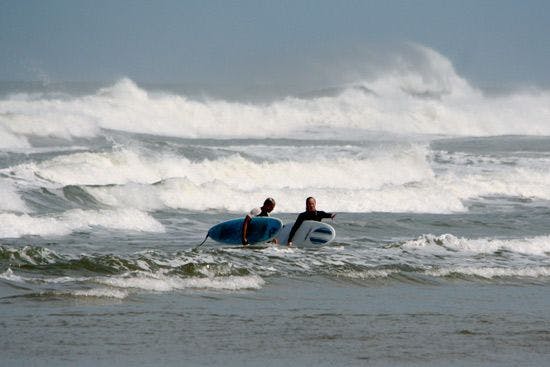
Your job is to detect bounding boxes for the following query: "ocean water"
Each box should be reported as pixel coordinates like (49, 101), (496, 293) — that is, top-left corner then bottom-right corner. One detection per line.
(1, 49), (550, 366)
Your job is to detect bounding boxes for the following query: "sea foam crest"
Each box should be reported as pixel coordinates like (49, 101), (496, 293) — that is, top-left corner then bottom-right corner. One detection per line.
(0, 180), (29, 213)
(0, 268), (25, 282)
(2, 45), (550, 146)
(0, 125), (31, 150)
(82, 157), (550, 213)
(96, 271), (265, 291)
(9, 145), (431, 188)
(426, 266), (550, 279)
(6, 140), (550, 214)
(0, 208), (164, 238)
(403, 234), (550, 257)
(68, 288), (129, 299)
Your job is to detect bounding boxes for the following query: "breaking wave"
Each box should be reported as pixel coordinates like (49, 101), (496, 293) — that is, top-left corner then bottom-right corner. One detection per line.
(0, 208), (164, 238)
(3, 140), (550, 214)
(2, 45), (550, 151)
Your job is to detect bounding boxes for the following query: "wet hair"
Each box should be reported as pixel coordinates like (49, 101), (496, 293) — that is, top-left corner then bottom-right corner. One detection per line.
(264, 197), (276, 206)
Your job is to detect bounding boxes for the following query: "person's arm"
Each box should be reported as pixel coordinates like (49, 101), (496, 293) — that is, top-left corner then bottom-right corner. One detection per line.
(287, 213), (305, 245)
(242, 208), (261, 246)
(241, 215), (252, 246)
(318, 211), (336, 220)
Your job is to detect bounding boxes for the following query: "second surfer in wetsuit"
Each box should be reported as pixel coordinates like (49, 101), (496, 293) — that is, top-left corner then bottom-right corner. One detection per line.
(287, 197), (335, 246)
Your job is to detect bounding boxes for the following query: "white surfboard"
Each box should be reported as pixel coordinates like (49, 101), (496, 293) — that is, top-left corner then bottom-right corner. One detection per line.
(277, 220), (336, 246)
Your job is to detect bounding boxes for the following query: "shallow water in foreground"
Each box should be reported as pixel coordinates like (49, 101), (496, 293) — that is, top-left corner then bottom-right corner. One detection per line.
(2, 275), (549, 367)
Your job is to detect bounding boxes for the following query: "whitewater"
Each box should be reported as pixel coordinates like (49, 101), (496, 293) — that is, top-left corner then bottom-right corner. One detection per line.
(1, 46), (549, 366)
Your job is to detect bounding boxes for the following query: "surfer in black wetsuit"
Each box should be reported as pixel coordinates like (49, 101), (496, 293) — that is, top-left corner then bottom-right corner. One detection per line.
(287, 197), (335, 246)
(242, 197), (276, 246)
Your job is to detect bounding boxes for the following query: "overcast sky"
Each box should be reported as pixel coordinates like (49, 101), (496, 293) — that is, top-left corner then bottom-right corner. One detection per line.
(1, 0), (550, 88)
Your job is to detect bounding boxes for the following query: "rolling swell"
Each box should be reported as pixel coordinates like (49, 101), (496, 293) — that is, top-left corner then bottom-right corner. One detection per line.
(2, 239), (549, 300)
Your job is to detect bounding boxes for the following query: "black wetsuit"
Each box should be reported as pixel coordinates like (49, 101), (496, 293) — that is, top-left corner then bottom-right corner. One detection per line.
(288, 210), (333, 243)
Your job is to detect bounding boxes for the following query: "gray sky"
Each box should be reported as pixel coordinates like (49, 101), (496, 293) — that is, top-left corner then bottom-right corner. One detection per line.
(1, 0), (550, 89)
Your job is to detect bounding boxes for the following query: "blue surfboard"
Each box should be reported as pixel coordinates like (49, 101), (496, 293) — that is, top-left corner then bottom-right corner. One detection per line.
(208, 217), (283, 245)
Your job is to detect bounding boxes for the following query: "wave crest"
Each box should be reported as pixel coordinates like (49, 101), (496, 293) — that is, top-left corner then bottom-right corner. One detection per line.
(0, 208), (164, 238)
(2, 46), (550, 147)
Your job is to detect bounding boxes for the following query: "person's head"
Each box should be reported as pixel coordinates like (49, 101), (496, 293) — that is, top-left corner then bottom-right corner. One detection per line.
(305, 197), (316, 212)
(262, 197), (276, 213)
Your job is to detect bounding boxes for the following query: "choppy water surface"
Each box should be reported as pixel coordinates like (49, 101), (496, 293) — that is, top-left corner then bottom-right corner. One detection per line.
(1, 55), (550, 366)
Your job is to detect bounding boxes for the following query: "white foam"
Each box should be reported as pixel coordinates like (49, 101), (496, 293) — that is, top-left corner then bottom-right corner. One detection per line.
(0, 125), (31, 150)
(6, 141), (550, 214)
(0, 213), (72, 237)
(0, 268), (25, 282)
(1, 268), (263, 293)
(337, 269), (399, 279)
(427, 266), (550, 279)
(97, 271), (265, 291)
(0, 267), (94, 284)
(1, 111), (99, 140)
(0, 179), (29, 212)
(0, 142), (470, 213)
(62, 208), (164, 233)
(4, 143), (431, 186)
(0, 208), (164, 238)
(75, 144), (459, 213)
(403, 234), (550, 257)
(23, 149), (181, 186)
(1, 46), (550, 143)
(92, 165), (550, 213)
(69, 288), (128, 299)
